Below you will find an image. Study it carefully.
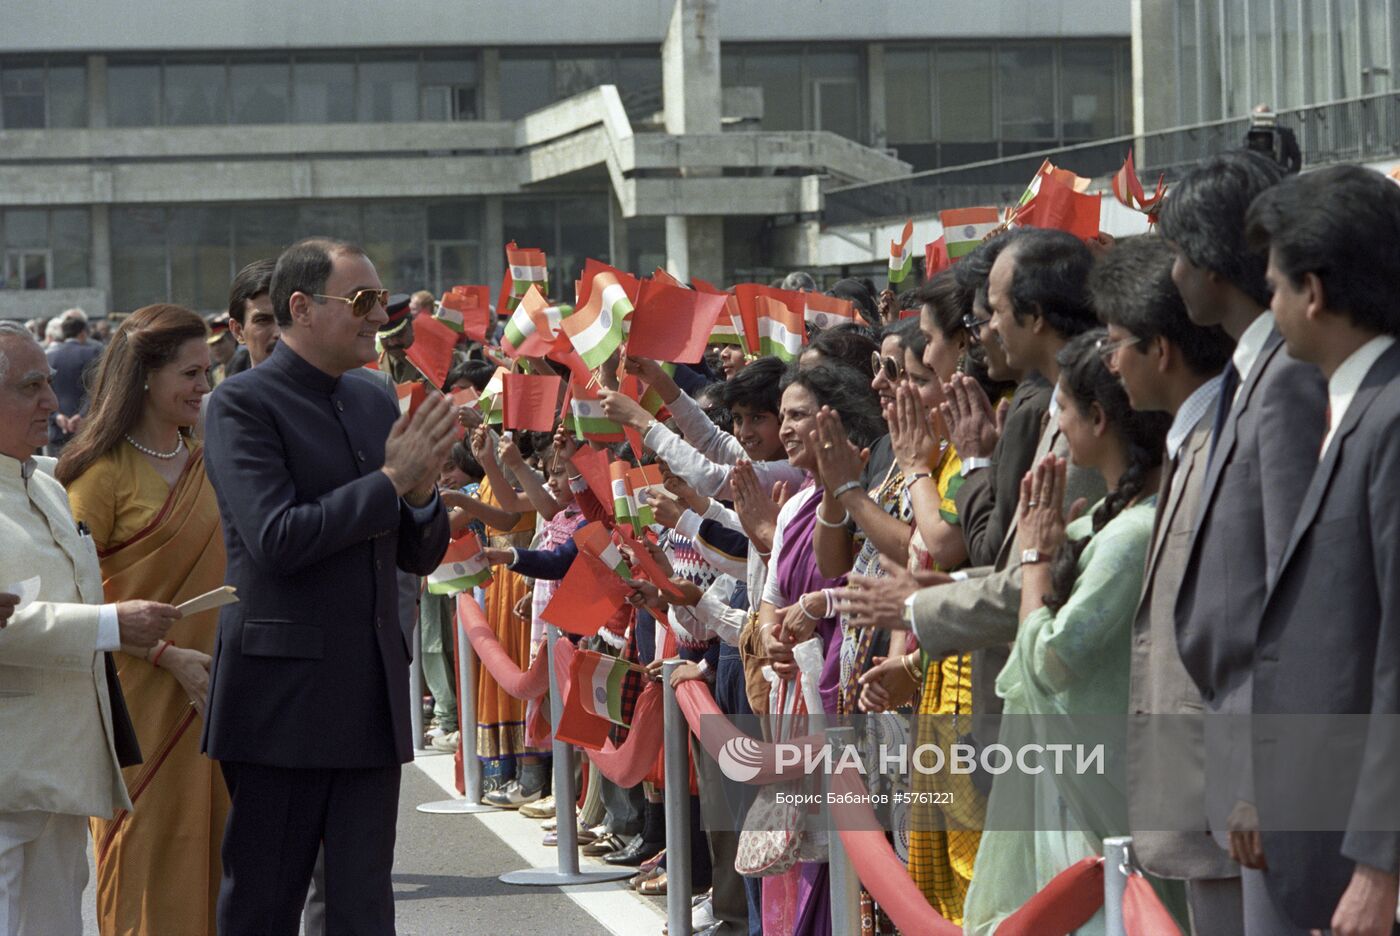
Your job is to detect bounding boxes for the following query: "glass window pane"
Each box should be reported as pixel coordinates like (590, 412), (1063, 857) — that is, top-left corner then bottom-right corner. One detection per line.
(53, 249), (89, 289)
(807, 49), (862, 82)
(554, 56), (614, 99)
(108, 63), (161, 127)
(1304, 0), (1331, 102)
(293, 59), (355, 123)
(231, 61), (290, 124)
(431, 243), (480, 294)
(48, 64), (87, 128)
(1060, 45), (1119, 140)
(501, 199), (556, 286)
(421, 54), (477, 87)
(111, 207), (168, 312)
(232, 204), (295, 272)
(616, 53), (662, 121)
(1225, 0), (1250, 116)
(361, 203), (426, 293)
(4, 209), (47, 248)
(936, 48), (994, 141)
(1280, 0), (1304, 108)
(1200, 0), (1224, 119)
(168, 207), (230, 312)
(1362, 0), (1391, 90)
(1178, 0), (1201, 123)
(999, 45), (1056, 140)
(50, 209), (89, 250)
(295, 204), (361, 243)
(739, 50), (803, 132)
(427, 200), (481, 242)
(421, 53), (478, 120)
(814, 79), (860, 140)
(1250, 0), (1275, 108)
(884, 48), (932, 143)
(556, 195), (610, 289)
(357, 59), (418, 123)
(1, 67), (46, 129)
(623, 216), (666, 282)
(164, 62), (227, 126)
(499, 56), (554, 119)
(1337, 0), (1360, 96)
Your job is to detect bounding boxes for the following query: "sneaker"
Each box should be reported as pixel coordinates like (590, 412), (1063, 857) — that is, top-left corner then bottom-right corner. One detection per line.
(484, 781), (543, 809)
(540, 816), (558, 832)
(519, 795), (555, 820)
(691, 897), (716, 930)
(430, 730), (460, 754)
(424, 726), (447, 744)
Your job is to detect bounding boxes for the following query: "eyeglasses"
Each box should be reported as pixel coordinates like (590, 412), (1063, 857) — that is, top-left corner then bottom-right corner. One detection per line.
(1096, 334), (1145, 366)
(962, 313), (991, 345)
(311, 289), (389, 318)
(871, 351), (905, 382)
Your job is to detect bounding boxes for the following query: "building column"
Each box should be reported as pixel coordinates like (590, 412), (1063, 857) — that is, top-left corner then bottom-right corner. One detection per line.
(866, 43), (887, 149)
(661, 0), (724, 283)
(90, 204), (112, 313)
(481, 49), (501, 122)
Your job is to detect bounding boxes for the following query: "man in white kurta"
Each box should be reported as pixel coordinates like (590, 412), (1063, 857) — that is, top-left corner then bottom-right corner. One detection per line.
(0, 322), (178, 936)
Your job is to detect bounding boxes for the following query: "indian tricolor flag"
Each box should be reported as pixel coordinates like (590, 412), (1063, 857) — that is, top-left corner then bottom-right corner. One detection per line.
(575, 522), (634, 582)
(754, 295), (805, 362)
(940, 207), (1003, 260)
(504, 242), (548, 313)
(427, 533), (493, 594)
(888, 219), (915, 285)
(575, 649), (633, 726)
(627, 465), (666, 529)
(569, 383), (624, 443)
(803, 292), (857, 331)
(502, 284), (565, 357)
(1018, 159), (1092, 207)
(561, 270), (631, 370)
(608, 460), (636, 532)
(477, 367), (507, 424)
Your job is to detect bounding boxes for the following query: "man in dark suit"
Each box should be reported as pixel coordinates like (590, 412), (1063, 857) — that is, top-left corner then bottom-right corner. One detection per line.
(1092, 236), (1242, 932)
(1161, 151), (1329, 935)
(202, 238), (456, 935)
(1244, 166), (1400, 935)
(43, 310), (102, 455)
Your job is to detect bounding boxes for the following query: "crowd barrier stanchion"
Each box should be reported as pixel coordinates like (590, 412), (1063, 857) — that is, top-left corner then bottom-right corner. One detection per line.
(499, 625), (633, 886)
(418, 601), (495, 814)
(825, 726), (861, 935)
(410, 618), (425, 752)
(662, 660), (693, 936)
(1102, 836), (1132, 936)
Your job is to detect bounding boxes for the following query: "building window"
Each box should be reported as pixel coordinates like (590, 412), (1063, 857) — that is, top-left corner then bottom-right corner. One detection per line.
(165, 62), (229, 126)
(230, 60), (291, 124)
(723, 45), (864, 140)
(499, 48), (661, 122)
(1, 208), (90, 291)
(292, 57), (356, 124)
(107, 62), (161, 127)
(357, 58), (418, 123)
(0, 57), (87, 129)
(420, 53), (479, 121)
(502, 196), (611, 290)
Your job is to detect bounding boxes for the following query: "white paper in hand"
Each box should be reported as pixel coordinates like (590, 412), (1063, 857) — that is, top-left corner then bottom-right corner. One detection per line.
(176, 586), (239, 616)
(0, 576), (40, 611)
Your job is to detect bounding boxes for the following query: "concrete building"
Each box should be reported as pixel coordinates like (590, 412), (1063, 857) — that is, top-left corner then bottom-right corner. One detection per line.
(0, 0), (1130, 319)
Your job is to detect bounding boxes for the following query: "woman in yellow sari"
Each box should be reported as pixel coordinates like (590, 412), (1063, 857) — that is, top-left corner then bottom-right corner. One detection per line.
(56, 304), (227, 936)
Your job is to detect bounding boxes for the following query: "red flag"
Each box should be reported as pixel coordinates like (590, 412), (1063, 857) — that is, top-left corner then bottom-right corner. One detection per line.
(924, 236), (950, 277)
(616, 528), (687, 602)
(1111, 150), (1167, 219)
(619, 376), (646, 461)
(576, 258), (641, 311)
(440, 286), (492, 342)
(501, 373), (562, 432)
(627, 283), (728, 364)
(395, 382), (427, 418)
(554, 652), (612, 749)
(691, 277), (724, 294)
(404, 314), (458, 390)
(1018, 176), (1101, 241)
(450, 386), (478, 406)
(569, 444), (613, 509)
(541, 547), (631, 637)
(650, 267), (685, 289)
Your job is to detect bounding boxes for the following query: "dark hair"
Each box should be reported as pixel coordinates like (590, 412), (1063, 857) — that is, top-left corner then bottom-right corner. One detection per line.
(719, 355), (786, 415)
(913, 268), (968, 338)
(455, 359), (498, 393)
(1004, 228), (1098, 339)
(780, 361), (887, 450)
(804, 324), (880, 374)
(897, 290), (924, 314)
(56, 304), (209, 487)
(1156, 149), (1286, 308)
(696, 382), (733, 434)
(449, 441), (484, 482)
(880, 317), (922, 351)
(827, 277), (878, 323)
(516, 430), (553, 462)
(1090, 235), (1234, 377)
(1044, 331), (1170, 613)
(953, 229), (1025, 300)
(1245, 164), (1400, 336)
(60, 316), (87, 340)
(270, 238), (368, 328)
(228, 258), (276, 325)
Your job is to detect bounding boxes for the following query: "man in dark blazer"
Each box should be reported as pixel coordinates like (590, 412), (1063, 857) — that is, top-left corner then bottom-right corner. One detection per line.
(202, 238), (456, 935)
(1243, 166), (1400, 935)
(1092, 236), (1242, 932)
(43, 311), (102, 455)
(1162, 151), (1329, 935)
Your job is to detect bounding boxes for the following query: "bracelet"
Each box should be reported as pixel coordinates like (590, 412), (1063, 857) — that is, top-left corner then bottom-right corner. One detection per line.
(798, 593), (821, 620)
(150, 640), (172, 668)
(906, 471), (933, 485)
(901, 652), (921, 682)
(830, 480), (864, 500)
(815, 506), (850, 528)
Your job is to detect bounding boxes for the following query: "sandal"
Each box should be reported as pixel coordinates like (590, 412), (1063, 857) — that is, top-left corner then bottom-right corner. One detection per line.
(637, 870), (667, 896)
(628, 864), (661, 890)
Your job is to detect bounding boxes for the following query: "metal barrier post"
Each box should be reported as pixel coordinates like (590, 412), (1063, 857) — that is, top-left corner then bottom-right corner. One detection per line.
(1103, 835), (1133, 936)
(500, 625), (632, 886)
(662, 659), (692, 936)
(825, 726), (861, 935)
(418, 596), (494, 814)
(409, 618), (424, 751)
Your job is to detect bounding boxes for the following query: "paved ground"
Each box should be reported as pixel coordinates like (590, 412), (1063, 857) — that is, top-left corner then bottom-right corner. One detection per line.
(82, 751), (666, 935)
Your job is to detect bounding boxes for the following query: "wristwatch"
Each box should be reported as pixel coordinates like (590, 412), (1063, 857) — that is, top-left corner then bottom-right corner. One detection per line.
(1020, 548), (1051, 565)
(960, 456), (993, 477)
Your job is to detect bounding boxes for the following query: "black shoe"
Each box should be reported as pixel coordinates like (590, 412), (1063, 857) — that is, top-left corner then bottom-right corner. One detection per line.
(603, 835), (663, 866)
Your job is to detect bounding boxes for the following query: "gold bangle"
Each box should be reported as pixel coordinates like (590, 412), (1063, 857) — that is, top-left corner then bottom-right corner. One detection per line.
(901, 652), (921, 682)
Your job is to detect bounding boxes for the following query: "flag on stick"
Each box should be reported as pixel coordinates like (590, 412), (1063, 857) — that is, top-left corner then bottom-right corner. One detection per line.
(501, 373), (562, 432)
(801, 292), (856, 332)
(437, 286), (491, 342)
(1017, 159), (1092, 207)
(477, 367), (507, 424)
(504, 242), (548, 313)
(427, 532), (494, 594)
(562, 270), (631, 369)
(925, 236), (951, 277)
(888, 219), (915, 285)
(627, 282), (729, 364)
(1111, 150), (1167, 220)
(572, 649), (636, 726)
(1017, 174), (1101, 241)
(542, 550), (631, 639)
(395, 382), (426, 418)
(627, 465), (666, 528)
(569, 445), (613, 509)
(569, 382), (625, 443)
(502, 284), (566, 357)
(940, 207), (1003, 260)
(574, 522), (634, 581)
(555, 654), (613, 749)
(754, 295), (805, 362)
(608, 460), (637, 532)
(404, 314), (459, 390)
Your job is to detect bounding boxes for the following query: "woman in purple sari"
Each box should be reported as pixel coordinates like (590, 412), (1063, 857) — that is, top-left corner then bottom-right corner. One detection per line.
(759, 361), (888, 934)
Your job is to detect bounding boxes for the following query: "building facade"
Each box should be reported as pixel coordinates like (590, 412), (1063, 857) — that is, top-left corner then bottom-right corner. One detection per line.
(0, 0), (1128, 319)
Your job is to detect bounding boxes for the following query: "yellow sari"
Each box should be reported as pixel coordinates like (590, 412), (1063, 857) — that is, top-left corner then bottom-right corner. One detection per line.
(68, 443), (228, 936)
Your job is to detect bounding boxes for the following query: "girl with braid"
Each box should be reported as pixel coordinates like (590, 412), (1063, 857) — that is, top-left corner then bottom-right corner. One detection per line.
(962, 330), (1185, 935)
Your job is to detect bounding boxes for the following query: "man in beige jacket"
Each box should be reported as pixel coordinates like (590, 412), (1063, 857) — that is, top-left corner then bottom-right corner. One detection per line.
(0, 321), (179, 936)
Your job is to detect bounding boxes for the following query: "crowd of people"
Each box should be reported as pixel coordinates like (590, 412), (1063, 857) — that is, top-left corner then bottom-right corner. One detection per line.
(1, 150), (1399, 936)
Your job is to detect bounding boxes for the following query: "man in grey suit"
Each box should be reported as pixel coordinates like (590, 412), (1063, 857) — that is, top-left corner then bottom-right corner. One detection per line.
(1242, 166), (1400, 935)
(841, 228), (1105, 731)
(1092, 236), (1242, 933)
(1162, 151), (1329, 935)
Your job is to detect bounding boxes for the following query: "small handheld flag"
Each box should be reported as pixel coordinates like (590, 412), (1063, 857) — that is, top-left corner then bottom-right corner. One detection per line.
(427, 532), (494, 594)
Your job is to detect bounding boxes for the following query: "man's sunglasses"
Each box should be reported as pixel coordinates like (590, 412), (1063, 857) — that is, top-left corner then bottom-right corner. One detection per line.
(871, 351), (905, 382)
(962, 313), (991, 345)
(311, 289), (390, 318)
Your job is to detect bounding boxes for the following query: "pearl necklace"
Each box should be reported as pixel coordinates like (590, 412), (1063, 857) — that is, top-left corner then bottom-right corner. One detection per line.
(125, 433), (184, 460)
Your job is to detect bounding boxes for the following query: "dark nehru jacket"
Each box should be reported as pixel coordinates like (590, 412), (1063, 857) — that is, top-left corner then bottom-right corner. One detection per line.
(200, 341), (449, 768)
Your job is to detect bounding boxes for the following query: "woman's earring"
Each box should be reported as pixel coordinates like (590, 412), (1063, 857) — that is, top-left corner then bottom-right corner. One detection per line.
(143, 383), (149, 391)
